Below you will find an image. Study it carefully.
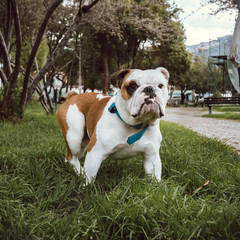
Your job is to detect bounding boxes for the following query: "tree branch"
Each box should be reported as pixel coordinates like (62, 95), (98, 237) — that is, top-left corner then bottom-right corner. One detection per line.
(5, 0), (13, 51)
(20, 0), (63, 109)
(58, 59), (74, 72)
(0, 30), (12, 78)
(25, 0), (100, 104)
(0, 69), (7, 86)
(81, 0), (100, 13)
(4, 0), (21, 104)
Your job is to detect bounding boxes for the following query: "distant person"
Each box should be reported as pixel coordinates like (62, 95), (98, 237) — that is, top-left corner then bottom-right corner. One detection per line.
(185, 94), (189, 107)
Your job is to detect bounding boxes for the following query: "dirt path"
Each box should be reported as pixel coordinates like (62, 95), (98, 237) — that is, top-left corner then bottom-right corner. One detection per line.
(162, 107), (240, 154)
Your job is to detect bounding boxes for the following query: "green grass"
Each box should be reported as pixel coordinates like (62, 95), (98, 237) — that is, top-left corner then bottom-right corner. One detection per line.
(0, 103), (240, 239)
(202, 106), (240, 120)
(211, 106), (240, 113)
(202, 112), (240, 120)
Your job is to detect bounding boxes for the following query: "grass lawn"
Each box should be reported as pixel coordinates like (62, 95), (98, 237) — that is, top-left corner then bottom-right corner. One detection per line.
(0, 103), (240, 239)
(202, 112), (240, 120)
(202, 106), (240, 120)
(211, 106), (240, 113)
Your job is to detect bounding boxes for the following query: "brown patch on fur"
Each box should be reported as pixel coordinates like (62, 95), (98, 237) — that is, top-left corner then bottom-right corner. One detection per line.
(121, 77), (136, 100)
(56, 93), (111, 159)
(84, 95), (110, 152)
(110, 69), (135, 88)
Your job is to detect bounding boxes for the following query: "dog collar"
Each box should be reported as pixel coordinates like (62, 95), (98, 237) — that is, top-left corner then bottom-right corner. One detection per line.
(108, 102), (149, 145)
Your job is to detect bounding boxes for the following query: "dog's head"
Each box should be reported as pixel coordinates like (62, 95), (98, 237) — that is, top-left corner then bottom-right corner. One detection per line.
(110, 68), (169, 125)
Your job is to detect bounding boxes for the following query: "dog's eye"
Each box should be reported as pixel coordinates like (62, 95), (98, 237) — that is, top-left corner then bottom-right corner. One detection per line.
(129, 82), (138, 91)
(158, 84), (164, 89)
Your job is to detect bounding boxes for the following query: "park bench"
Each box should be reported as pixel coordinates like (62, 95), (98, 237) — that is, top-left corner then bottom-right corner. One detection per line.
(204, 96), (240, 114)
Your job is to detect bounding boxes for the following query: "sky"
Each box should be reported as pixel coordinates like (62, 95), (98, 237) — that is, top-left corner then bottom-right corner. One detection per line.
(169, 0), (238, 46)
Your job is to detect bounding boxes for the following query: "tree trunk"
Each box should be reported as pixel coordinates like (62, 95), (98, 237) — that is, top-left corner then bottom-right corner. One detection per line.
(0, 69), (7, 86)
(0, 0), (21, 120)
(131, 38), (140, 68)
(102, 45), (109, 94)
(0, 0), (100, 121)
(78, 37), (82, 87)
(5, 0), (13, 51)
(67, 56), (75, 92)
(43, 75), (54, 113)
(20, 0), (63, 116)
(0, 31), (12, 79)
(25, 0), (100, 104)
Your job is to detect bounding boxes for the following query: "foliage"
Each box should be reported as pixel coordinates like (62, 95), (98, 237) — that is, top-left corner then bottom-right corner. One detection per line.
(202, 0), (239, 14)
(137, 19), (191, 90)
(0, 0), (99, 121)
(0, 0), (190, 120)
(36, 38), (49, 69)
(79, 0), (184, 91)
(0, 103), (239, 239)
(20, 37), (49, 70)
(80, 33), (116, 91)
(185, 56), (210, 94)
(158, 40), (191, 89)
(54, 48), (79, 86)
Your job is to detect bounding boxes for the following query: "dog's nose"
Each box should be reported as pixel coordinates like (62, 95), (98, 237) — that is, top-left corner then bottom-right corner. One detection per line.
(143, 86), (156, 98)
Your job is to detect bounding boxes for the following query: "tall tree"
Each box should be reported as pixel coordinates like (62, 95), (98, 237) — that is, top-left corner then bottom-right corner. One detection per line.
(0, 0), (99, 121)
(185, 56), (210, 94)
(79, 0), (180, 93)
(138, 19), (191, 95)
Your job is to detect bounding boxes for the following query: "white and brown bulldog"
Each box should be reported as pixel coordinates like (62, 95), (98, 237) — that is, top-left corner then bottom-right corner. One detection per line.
(56, 67), (169, 185)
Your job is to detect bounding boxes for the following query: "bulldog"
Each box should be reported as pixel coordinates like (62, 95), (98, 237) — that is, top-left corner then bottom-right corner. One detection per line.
(56, 67), (169, 185)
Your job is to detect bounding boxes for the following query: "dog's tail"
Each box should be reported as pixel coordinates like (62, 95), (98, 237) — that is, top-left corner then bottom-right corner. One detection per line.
(60, 91), (78, 102)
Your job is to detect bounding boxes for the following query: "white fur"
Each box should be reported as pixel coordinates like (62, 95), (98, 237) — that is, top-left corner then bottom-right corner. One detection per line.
(61, 68), (169, 185)
(116, 69), (169, 126)
(83, 68), (168, 184)
(66, 104), (85, 174)
(83, 98), (163, 184)
(96, 94), (109, 101)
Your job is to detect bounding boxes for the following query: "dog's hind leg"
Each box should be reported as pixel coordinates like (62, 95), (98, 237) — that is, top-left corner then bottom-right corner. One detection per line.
(78, 134), (89, 160)
(63, 104), (86, 175)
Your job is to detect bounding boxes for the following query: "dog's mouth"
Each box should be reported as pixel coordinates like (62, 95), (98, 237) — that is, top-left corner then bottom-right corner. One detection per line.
(131, 98), (164, 119)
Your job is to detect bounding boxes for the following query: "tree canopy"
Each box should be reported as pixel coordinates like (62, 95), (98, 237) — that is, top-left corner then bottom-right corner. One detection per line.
(78, 0), (186, 91)
(202, 0), (239, 14)
(0, 0), (195, 121)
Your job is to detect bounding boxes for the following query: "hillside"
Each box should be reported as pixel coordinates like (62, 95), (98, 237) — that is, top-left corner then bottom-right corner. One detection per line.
(187, 35), (232, 61)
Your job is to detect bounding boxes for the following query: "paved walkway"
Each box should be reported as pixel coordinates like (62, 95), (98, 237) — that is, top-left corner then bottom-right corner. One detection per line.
(162, 107), (240, 154)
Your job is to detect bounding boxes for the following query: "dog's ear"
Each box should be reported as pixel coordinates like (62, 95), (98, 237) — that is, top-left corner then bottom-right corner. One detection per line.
(156, 67), (169, 80)
(110, 69), (132, 88)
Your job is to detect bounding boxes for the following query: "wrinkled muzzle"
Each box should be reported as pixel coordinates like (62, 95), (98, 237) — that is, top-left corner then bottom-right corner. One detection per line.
(130, 86), (166, 120)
